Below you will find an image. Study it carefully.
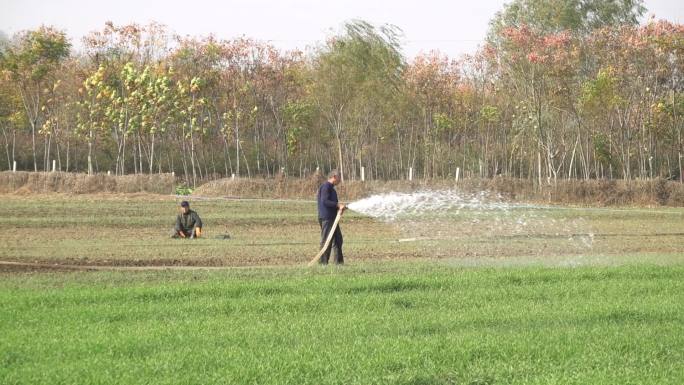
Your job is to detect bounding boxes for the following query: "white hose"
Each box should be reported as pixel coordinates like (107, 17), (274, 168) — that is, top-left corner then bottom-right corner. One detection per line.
(308, 209), (342, 266)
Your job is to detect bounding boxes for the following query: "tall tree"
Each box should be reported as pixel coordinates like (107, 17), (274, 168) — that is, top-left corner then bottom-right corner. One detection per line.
(0, 26), (70, 171)
(488, 0), (645, 37)
(312, 20), (404, 180)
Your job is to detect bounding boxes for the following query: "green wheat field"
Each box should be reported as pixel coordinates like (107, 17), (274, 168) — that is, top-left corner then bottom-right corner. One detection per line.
(1, 195), (683, 384)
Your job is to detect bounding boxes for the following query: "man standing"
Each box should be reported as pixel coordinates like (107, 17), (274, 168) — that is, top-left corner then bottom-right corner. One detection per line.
(317, 170), (346, 264)
(172, 201), (203, 239)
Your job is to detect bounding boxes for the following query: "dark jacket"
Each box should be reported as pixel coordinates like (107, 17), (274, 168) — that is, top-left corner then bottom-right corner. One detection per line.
(175, 209), (203, 233)
(317, 181), (339, 220)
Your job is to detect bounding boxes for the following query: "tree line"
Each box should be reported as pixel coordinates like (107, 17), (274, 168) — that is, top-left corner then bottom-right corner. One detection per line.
(0, 0), (682, 185)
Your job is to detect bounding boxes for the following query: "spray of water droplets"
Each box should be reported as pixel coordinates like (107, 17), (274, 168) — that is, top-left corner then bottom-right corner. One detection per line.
(348, 190), (511, 221)
(347, 189), (594, 254)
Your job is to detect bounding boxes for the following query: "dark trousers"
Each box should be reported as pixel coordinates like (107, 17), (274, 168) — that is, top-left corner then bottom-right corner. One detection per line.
(319, 218), (343, 265)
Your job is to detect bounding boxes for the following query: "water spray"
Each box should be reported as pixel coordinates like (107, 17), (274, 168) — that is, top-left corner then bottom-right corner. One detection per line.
(308, 189), (595, 265)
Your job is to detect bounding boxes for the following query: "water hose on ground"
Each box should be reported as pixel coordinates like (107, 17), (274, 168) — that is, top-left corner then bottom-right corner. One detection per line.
(308, 209), (342, 266)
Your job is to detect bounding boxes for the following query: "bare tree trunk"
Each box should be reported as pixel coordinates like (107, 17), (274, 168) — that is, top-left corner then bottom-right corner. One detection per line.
(190, 132), (197, 187)
(45, 134), (51, 172)
(180, 133), (189, 185)
(537, 151), (542, 188)
(674, 88), (682, 183)
(568, 135), (579, 179)
(336, 132), (344, 181)
(12, 129), (16, 171)
(88, 129), (94, 175)
(241, 140), (251, 178)
(1, 125), (10, 171)
(31, 120), (38, 171)
(222, 136), (233, 176)
(235, 116), (240, 177)
(121, 135), (127, 175)
(132, 134), (139, 175)
(149, 133), (155, 174)
(65, 135), (70, 172)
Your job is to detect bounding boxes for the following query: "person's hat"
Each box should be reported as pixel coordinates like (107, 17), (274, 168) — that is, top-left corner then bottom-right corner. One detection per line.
(180, 201), (190, 207)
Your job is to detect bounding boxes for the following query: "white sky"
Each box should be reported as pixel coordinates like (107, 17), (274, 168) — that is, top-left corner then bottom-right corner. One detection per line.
(1, 0), (683, 58)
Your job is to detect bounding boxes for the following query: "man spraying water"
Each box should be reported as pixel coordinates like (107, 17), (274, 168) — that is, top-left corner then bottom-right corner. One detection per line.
(315, 170), (346, 265)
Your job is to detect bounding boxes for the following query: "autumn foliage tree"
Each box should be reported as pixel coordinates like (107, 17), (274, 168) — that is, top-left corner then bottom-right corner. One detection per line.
(0, 26), (70, 171)
(0, 9), (682, 184)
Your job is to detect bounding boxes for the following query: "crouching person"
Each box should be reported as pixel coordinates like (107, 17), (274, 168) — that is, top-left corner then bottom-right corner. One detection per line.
(171, 201), (203, 239)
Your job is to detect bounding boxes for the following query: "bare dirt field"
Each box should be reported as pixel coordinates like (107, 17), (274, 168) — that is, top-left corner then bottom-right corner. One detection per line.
(1, 193), (683, 271)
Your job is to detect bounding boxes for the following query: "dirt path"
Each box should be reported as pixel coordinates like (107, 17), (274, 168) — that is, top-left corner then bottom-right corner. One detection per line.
(0, 260), (295, 272)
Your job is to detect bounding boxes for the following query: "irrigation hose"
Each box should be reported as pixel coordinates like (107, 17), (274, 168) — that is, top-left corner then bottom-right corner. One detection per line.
(308, 209), (343, 266)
